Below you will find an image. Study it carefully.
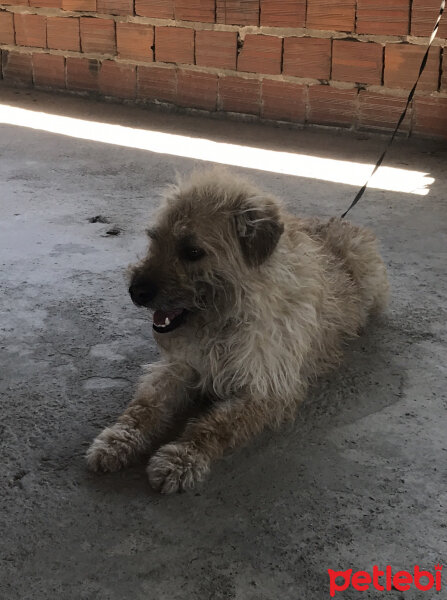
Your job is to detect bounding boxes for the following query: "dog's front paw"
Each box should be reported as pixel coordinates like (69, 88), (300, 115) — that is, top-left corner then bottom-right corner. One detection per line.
(147, 443), (210, 494)
(86, 424), (146, 473)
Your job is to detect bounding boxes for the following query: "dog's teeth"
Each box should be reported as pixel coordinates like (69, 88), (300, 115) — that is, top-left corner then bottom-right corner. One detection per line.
(165, 317), (170, 326)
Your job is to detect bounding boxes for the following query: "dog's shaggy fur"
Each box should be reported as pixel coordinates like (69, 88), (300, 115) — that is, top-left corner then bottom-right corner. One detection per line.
(86, 169), (389, 493)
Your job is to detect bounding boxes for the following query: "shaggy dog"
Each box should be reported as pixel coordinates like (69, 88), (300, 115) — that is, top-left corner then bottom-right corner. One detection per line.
(86, 169), (389, 493)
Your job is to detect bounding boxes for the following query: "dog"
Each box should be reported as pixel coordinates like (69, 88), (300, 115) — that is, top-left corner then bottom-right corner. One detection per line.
(86, 169), (389, 493)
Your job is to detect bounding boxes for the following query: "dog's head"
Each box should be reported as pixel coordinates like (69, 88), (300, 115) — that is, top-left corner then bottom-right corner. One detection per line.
(129, 169), (284, 334)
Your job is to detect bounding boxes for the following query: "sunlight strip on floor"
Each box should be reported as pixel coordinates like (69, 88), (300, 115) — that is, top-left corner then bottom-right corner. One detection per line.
(0, 103), (434, 195)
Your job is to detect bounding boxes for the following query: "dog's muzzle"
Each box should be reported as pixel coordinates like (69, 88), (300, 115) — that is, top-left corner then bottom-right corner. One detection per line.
(129, 277), (188, 333)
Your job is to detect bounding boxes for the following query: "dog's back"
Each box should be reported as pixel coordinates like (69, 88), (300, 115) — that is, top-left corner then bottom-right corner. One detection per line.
(260, 213), (389, 385)
(301, 216), (389, 317)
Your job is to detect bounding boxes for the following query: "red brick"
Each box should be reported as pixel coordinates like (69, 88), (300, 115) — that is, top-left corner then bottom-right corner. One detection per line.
(155, 26), (194, 64)
(283, 37), (331, 80)
(97, 0), (133, 15)
(137, 65), (177, 102)
(1, 0), (28, 5)
(80, 17), (115, 54)
(30, 0), (61, 7)
(261, 79), (306, 122)
(413, 97), (447, 138)
(33, 53), (65, 88)
(0, 11), (14, 45)
(175, 0), (215, 23)
(260, 0), (306, 27)
(384, 44), (440, 92)
(2, 51), (33, 84)
(332, 40), (383, 85)
(216, 0), (259, 26)
(135, 0), (174, 18)
(14, 14), (46, 48)
(117, 23), (154, 62)
(99, 60), (136, 98)
(306, 0), (356, 32)
(177, 69), (218, 110)
(66, 56), (99, 91)
(47, 17), (80, 52)
(411, 0), (447, 38)
(196, 30), (237, 70)
(442, 52), (447, 91)
(238, 35), (282, 75)
(219, 75), (260, 115)
(358, 90), (411, 132)
(308, 85), (358, 127)
(62, 0), (96, 9)
(356, 0), (410, 36)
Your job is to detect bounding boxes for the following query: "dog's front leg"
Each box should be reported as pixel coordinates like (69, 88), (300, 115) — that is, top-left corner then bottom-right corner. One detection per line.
(147, 394), (288, 494)
(86, 362), (193, 473)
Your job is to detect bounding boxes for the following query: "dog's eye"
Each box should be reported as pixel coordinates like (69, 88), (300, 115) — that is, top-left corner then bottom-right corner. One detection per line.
(181, 246), (206, 262)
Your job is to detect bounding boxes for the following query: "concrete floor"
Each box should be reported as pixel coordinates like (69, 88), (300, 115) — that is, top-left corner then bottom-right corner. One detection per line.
(1, 87), (446, 600)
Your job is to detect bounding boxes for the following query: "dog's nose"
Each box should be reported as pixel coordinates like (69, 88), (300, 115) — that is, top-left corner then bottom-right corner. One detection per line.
(129, 281), (158, 307)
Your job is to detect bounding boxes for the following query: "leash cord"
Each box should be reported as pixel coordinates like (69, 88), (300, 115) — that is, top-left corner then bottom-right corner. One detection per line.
(340, 0), (445, 219)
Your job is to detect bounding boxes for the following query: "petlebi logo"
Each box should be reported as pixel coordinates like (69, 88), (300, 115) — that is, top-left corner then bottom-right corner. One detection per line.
(328, 564), (443, 597)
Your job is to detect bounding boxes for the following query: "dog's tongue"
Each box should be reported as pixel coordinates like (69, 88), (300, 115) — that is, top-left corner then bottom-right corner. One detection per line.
(153, 309), (184, 326)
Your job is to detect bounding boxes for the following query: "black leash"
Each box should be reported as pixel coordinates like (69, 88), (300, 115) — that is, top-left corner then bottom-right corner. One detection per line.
(341, 0), (445, 219)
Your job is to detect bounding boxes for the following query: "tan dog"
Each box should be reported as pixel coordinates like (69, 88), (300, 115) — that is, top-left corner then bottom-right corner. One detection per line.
(86, 169), (389, 493)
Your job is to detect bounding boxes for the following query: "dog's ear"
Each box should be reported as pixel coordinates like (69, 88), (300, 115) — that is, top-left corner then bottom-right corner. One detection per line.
(235, 197), (284, 267)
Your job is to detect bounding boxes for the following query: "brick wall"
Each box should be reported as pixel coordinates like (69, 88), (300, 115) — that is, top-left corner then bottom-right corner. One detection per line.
(0, 0), (446, 138)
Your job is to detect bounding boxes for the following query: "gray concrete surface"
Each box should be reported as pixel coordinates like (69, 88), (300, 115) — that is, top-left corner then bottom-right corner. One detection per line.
(1, 87), (446, 600)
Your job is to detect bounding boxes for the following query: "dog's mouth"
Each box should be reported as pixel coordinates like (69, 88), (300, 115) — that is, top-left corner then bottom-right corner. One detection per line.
(153, 308), (187, 333)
